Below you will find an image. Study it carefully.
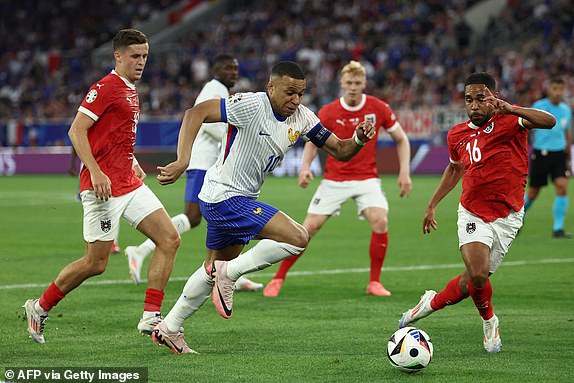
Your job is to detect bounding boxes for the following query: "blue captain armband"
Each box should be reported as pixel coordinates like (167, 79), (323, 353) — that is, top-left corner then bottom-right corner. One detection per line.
(220, 98), (227, 123)
(306, 123), (332, 147)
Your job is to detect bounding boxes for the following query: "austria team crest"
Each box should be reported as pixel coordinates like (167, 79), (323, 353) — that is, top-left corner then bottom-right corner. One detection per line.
(364, 113), (376, 126)
(466, 222), (476, 234)
(100, 219), (112, 233)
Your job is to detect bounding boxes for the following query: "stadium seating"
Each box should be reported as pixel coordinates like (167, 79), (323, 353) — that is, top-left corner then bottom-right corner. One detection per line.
(0, 0), (572, 146)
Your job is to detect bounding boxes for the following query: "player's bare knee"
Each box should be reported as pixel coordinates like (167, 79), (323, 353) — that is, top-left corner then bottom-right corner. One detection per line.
(305, 221), (320, 237)
(185, 211), (202, 228)
(469, 272), (489, 288)
(157, 231), (181, 254)
(169, 232), (182, 251)
(290, 226), (309, 249)
(84, 257), (107, 276)
(371, 217), (388, 233)
(556, 184), (568, 196)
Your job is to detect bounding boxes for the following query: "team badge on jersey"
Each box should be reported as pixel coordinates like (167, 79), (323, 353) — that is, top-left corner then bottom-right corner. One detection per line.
(85, 89), (98, 103)
(228, 93), (243, 104)
(484, 122), (494, 134)
(100, 219), (112, 233)
(288, 128), (301, 146)
(466, 222), (476, 234)
(364, 113), (376, 126)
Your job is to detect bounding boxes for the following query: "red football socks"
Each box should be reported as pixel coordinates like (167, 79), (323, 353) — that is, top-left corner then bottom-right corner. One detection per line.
(143, 288), (165, 312)
(369, 231), (388, 282)
(468, 279), (494, 320)
(430, 274), (468, 310)
(38, 282), (66, 312)
(273, 252), (304, 280)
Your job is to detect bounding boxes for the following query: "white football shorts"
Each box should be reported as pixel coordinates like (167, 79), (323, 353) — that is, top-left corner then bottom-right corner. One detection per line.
(306, 178), (388, 218)
(457, 203), (524, 273)
(81, 184), (164, 243)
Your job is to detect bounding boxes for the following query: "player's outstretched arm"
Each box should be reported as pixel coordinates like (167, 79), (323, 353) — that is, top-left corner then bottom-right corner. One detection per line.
(484, 89), (555, 129)
(68, 112), (111, 201)
(298, 141), (319, 188)
(321, 121), (375, 162)
(422, 162), (464, 234)
(158, 99), (221, 185)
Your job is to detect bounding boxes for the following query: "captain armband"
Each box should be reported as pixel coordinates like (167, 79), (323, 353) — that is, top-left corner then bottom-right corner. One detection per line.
(306, 123), (332, 147)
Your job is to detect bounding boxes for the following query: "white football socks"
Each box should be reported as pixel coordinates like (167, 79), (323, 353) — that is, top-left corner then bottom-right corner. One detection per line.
(163, 264), (213, 333)
(137, 213), (191, 258)
(226, 239), (305, 280)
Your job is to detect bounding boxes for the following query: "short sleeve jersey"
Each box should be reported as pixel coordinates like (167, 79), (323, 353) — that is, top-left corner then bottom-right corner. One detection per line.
(447, 114), (528, 222)
(199, 92), (327, 203)
(78, 70), (142, 196)
(319, 94), (400, 181)
(188, 79), (230, 170)
(531, 98), (572, 151)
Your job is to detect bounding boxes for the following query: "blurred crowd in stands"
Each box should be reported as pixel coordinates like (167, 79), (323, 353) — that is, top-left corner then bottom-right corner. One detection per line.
(0, 0), (573, 124)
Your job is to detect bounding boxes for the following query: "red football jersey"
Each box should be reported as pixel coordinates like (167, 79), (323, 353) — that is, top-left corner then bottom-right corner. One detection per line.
(448, 113), (528, 222)
(319, 95), (399, 181)
(78, 70), (142, 196)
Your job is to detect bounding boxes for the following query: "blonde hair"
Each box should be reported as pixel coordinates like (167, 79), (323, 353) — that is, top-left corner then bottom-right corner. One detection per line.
(341, 60), (366, 78)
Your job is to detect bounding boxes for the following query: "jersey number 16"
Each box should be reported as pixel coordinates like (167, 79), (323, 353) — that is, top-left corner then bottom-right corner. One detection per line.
(466, 139), (482, 164)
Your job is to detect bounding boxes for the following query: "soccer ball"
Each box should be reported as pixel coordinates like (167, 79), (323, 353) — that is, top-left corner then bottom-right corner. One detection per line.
(387, 327), (433, 372)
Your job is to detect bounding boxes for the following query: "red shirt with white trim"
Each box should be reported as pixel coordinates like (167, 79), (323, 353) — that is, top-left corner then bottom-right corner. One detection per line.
(447, 113), (528, 222)
(319, 94), (400, 181)
(78, 70), (142, 197)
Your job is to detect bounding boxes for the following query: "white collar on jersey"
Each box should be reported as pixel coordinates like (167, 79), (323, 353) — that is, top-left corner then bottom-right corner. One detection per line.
(339, 94), (366, 112)
(111, 70), (136, 90)
(467, 121), (481, 130)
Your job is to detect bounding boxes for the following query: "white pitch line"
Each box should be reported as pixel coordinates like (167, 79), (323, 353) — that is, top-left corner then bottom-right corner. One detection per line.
(1, 257), (573, 291)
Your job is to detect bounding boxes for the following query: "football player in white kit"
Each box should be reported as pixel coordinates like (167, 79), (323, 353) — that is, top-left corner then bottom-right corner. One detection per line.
(124, 54), (262, 291)
(152, 61), (376, 354)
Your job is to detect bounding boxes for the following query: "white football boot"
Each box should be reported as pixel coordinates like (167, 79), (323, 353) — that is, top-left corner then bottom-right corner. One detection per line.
(483, 314), (501, 353)
(399, 290), (436, 328)
(23, 299), (48, 344)
(137, 312), (163, 335)
(125, 246), (145, 285)
(234, 276), (264, 292)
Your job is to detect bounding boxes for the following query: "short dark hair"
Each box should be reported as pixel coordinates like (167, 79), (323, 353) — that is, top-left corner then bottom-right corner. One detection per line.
(271, 61), (305, 80)
(464, 72), (496, 91)
(212, 54), (236, 68)
(112, 29), (148, 52)
(549, 76), (565, 85)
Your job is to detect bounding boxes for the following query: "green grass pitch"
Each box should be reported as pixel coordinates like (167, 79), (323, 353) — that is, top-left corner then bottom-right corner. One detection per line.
(1, 175), (572, 382)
